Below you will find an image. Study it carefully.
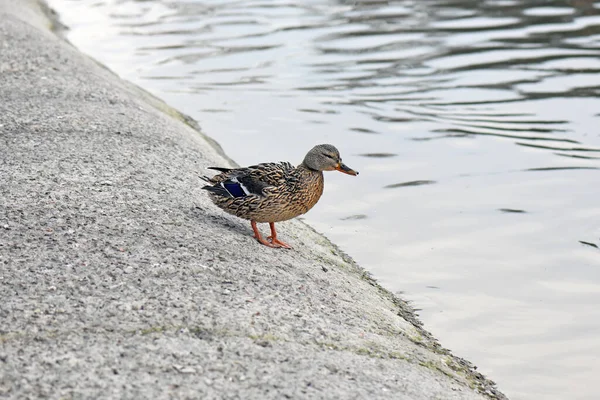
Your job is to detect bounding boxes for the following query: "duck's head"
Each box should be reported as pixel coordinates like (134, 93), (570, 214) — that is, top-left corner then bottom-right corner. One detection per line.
(303, 144), (359, 176)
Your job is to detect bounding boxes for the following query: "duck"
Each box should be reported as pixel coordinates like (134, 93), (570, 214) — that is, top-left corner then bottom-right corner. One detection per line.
(201, 144), (358, 249)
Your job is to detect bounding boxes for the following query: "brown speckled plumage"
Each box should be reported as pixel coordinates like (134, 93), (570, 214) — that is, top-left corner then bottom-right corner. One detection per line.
(206, 163), (324, 223)
(202, 144), (358, 248)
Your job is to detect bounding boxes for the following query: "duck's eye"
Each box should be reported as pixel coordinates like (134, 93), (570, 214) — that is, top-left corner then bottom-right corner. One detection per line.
(324, 154), (335, 159)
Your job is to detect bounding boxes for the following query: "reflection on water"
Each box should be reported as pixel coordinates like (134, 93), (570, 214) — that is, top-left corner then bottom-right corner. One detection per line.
(499, 208), (527, 214)
(384, 180), (437, 188)
(47, 0), (600, 398)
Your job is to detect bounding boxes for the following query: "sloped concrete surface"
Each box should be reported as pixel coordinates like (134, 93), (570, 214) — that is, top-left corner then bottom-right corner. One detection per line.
(0, 1), (506, 399)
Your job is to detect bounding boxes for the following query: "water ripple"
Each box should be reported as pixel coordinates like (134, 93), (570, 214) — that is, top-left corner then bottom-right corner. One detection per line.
(47, 0), (600, 399)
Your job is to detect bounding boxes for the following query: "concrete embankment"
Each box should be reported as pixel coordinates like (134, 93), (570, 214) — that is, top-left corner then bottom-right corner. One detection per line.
(0, 1), (506, 398)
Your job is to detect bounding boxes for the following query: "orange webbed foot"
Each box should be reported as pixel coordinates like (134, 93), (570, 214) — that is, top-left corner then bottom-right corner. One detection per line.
(267, 236), (292, 249)
(268, 222), (292, 249)
(251, 221), (292, 249)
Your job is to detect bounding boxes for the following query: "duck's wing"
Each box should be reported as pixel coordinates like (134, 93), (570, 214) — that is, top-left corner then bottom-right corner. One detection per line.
(246, 162), (294, 187)
(202, 162), (293, 199)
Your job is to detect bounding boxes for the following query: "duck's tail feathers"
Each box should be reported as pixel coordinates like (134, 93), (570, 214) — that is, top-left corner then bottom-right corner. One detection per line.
(200, 166), (232, 183)
(208, 167), (233, 173)
(199, 175), (214, 184)
(202, 184), (232, 198)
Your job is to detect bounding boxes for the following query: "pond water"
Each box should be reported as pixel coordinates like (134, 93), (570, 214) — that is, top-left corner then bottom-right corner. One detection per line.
(46, 0), (600, 398)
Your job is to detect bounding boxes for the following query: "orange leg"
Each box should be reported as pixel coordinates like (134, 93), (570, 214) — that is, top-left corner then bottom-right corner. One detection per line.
(251, 221), (280, 248)
(267, 222), (292, 249)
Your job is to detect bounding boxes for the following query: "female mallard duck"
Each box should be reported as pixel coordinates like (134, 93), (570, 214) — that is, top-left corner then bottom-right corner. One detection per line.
(202, 144), (358, 249)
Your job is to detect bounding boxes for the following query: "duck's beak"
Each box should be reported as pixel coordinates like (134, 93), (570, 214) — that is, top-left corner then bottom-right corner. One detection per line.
(335, 162), (359, 176)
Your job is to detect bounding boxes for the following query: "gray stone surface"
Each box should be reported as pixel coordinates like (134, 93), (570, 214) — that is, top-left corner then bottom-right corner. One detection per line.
(0, 1), (506, 399)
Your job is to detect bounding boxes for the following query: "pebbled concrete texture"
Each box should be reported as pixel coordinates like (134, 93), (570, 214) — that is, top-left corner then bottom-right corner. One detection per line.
(0, 1), (507, 399)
